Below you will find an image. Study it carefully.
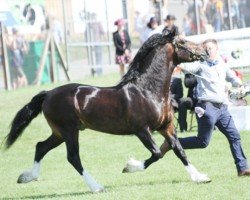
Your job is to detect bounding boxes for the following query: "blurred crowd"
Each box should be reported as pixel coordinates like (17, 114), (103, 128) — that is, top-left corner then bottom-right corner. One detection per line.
(182, 0), (248, 34)
(1, 0), (250, 90)
(135, 13), (180, 44)
(135, 0), (249, 38)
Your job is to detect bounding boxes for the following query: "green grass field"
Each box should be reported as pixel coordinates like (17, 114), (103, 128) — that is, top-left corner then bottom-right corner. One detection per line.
(0, 73), (249, 200)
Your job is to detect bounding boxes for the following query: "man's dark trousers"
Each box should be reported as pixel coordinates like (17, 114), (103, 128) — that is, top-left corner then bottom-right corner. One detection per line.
(178, 101), (248, 172)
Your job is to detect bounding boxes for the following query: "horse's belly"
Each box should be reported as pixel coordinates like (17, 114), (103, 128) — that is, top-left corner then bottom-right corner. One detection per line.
(76, 87), (165, 134)
(81, 114), (133, 135)
(78, 102), (132, 134)
(80, 103), (162, 134)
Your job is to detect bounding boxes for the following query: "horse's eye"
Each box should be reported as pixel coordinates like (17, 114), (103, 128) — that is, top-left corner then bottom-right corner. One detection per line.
(180, 39), (185, 44)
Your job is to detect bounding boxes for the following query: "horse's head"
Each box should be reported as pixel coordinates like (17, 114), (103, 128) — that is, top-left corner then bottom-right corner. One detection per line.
(118, 27), (208, 88)
(172, 37), (208, 64)
(161, 26), (208, 66)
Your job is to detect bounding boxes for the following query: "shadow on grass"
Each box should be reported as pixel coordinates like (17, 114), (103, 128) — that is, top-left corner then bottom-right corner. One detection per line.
(105, 178), (191, 191)
(0, 191), (93, 200)
(0, 179), (192, 199)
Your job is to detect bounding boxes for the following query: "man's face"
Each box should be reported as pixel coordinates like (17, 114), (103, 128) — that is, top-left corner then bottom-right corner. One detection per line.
(205, 42), (218, 60)
(165, 19), (175, 27)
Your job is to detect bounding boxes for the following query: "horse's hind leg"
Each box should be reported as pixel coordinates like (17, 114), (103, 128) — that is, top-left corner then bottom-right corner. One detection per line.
(123, 128), (163, 173)
(62, 128), (104, 193)
(17, 133), (63, 183)
(160, 124), (211, 183)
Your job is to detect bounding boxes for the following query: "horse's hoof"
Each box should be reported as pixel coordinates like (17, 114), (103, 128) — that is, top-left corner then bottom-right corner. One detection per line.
(122, 158), (144, 173)
(186, 164), (211, 184)
(17, 172), (37, 183)
(92, 187), (106, 193)
(197, 176), (212, 184)
(122, 168), (129, 173)
(193, 174), (212, 184)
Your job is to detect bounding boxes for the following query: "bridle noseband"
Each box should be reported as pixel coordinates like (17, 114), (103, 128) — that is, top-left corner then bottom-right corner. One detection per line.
(173, 38), (206, 61)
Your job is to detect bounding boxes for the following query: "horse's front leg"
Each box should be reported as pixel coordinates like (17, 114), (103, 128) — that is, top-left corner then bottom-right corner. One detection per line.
(122, 127), (163, 173)
(160, 123), (211, 183)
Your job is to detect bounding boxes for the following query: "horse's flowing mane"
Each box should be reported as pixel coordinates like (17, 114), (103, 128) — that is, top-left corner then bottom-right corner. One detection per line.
(117, 31), (174, 88)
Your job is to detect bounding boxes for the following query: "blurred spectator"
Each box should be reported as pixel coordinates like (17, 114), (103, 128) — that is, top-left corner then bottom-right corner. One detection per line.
(113, 18), (132, 77)
(244, 0), (250, 27)
(89, 13), (105, 76)
(134, 11), (145, 44)
(238, 0), (246, 28)
(182, 15), (193, 36)
(224, 0), (241, 29)
(183, 0), (208, 35)
(148, 14), (181, 38)
(163, 15), (180, 35)
(178, 74), (198, 133)
(6, 27), (28, 89)
(142, 16), (159, 42)
(51, 16), (64, 44)
(23, 3), (35, 25)
(206, 0), (224, 32)
(230, 0), (240, 28)
(23, 3), (46, 31)
(198, 1), (209, 34)
(170, 68), (183, 111)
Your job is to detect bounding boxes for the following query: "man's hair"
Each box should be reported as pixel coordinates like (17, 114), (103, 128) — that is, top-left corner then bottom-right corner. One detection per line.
(203, 39), (218, 46)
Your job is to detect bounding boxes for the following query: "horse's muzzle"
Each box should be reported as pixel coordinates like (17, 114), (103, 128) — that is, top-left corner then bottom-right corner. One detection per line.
(199, 53), (209, 62)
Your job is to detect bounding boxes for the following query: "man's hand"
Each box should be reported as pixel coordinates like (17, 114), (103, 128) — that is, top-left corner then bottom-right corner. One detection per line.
(125, 49), (130, 56)
(173, 66), (182, 74)
(229, 85), (246, 100)
(238, 85), (246, 97)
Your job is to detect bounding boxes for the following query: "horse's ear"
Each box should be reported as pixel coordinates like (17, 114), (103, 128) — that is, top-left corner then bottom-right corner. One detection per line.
(162, 26), (178, 39)
(162, 27), (171, 36)
(171, 26), (178, 37)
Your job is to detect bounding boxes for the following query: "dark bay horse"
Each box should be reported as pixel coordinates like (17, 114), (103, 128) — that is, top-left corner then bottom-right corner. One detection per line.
(5, 29), (210, 193)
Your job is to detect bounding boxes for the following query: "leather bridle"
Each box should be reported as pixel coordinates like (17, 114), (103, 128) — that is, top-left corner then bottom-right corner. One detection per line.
(173, 38), (208, 61)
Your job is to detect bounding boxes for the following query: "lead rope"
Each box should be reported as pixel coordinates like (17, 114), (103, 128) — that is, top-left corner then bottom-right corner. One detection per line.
(180, 69), (215, 84)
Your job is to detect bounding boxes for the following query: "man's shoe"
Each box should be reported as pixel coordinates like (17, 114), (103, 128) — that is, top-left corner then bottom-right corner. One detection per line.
(238, 170), (250, 177)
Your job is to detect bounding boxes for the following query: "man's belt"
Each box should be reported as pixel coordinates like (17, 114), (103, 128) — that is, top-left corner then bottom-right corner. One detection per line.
(198, 100), (225, 109)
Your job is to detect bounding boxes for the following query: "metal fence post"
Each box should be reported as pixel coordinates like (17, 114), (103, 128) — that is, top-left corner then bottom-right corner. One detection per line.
(194, 0), (201, 35)
(62, 0), (69, 71)
(105, 0), (112, 65)
(0, 22), (11, 90)
(226, 0), (233, 30)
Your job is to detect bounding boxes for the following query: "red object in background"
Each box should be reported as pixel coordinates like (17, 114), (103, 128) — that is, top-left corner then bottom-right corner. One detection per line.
(234, 70), (243, 80)
(114, 18), (126, 26)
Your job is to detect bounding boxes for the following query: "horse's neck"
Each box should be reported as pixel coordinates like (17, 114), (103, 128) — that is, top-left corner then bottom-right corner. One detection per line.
(136, 64), (172, 100)
(162, 61), (175, 99)
(123, 45), (174, 100)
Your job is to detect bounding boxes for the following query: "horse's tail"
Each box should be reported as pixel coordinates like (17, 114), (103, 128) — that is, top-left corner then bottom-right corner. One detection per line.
(4, 91), (47, 149)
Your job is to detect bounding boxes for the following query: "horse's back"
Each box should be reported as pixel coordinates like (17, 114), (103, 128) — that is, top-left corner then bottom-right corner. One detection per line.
(42, 83), (86, 127)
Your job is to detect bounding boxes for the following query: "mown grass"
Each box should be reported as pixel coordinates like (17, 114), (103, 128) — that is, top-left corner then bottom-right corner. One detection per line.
(0, 73), (249, 200)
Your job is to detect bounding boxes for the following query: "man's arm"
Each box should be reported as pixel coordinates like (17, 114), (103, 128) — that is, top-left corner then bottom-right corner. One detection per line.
(225, 66), (242, 87)
(178, 61), (201, 74)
